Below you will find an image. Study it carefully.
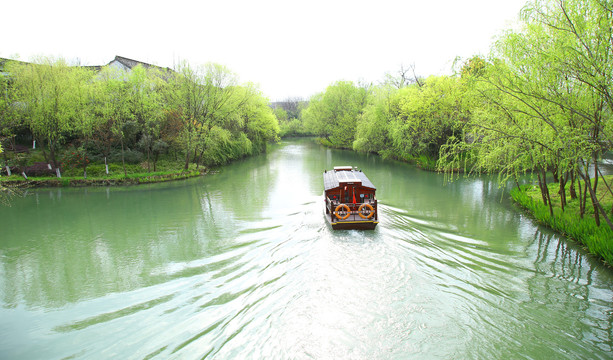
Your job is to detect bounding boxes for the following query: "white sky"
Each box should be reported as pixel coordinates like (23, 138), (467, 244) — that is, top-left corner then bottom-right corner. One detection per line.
(2, 0), (526, 101)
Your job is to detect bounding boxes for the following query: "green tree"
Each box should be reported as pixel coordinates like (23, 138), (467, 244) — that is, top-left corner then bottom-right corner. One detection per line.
(439, 0), (613, 230)
(70, 66), (98, 178)
(273, 97), (309, 138)
(521, 0), (613, 228)
(387, 76), (469, 160)
(273, 107), (288, 123)
(10, 57), (85, 168)
(303, 81), (369, 148)
(192, 63), (242, 167)
(0, 60), (23, 167)
(238, 85), (279, 153)
(97, 66), (135, 176)
(353, 85), (394, 156)
(128, 66), (166, 171)
(164, 62), (241, 169)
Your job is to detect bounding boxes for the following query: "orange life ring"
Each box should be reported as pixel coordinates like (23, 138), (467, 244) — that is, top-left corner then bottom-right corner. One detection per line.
(334, 204), (351, 220)
(358, 203), (374, 219)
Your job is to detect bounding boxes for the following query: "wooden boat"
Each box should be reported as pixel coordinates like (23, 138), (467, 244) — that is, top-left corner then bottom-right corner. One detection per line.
(323, 166), (378, 230)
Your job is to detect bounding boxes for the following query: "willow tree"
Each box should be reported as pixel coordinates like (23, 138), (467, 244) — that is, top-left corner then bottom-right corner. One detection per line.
(126, 65), (167, 172)
(164, 62), (242, 169)
(303, 81), (370, 149)
(192, 63), (242, 167)
(353, 85), (394, 156)
(439, 58), (564, 212)
(0, 60), (22, 166)
(237, 84), (280, 153)
(439, 0), (613, 230)
(9, 57), (88, 168)
(191, 81), (279, 166)
(70, 66), (98, 178)
(386, 76), (469, 161)
(97, 66), (135, 176)
(521, 0), (613, 227)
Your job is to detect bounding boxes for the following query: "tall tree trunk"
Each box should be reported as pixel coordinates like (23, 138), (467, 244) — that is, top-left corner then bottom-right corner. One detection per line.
(543, 169), (554, 217)
(197, 147), (206, 170)
(2, 139), (8, 166)
(38, 137), (49, 165)
(49, 138), (58, 169)
(577, 155), (613, 231)
(514, 175), (522, 192)
(569, 171), (577, 200)
(579, 169), (613, 230)
(184, 150), (190, 170)
(82, 141), (87, 179)
(559, 177), (566, 212)
(537, 170), (548, 206)
(580, 172), (588, 219)
(596, 166), (613, 214)
(184, 132), (191, 171)
(592, 154), (600, 226)
(552, 167), (559, 183)
(558, 170), (568, 211)
(146, 143), (151, 172)
(121, 138), (127, 177)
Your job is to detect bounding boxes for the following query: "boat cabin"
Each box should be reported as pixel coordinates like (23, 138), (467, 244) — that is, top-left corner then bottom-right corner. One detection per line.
(323, 166), (378, 230)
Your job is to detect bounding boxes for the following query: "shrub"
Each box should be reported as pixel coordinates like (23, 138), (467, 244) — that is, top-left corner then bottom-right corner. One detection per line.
(23, 162), (57, 177)
(61, 149), (89, 170)
(109, 149), (144, 164)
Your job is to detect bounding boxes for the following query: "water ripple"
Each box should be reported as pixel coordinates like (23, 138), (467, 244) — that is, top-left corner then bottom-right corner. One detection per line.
(2, 140), (612, 360)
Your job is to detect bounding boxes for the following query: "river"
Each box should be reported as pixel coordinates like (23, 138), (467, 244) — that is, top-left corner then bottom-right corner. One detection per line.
(0, 138), (611, 359)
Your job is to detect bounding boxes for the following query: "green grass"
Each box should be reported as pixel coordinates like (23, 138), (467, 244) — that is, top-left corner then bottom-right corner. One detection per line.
(1, 169), (202, 187)
(511, 177), (613, 266)
(1, 147), (206, 187)
(413, 154), (438, 171)
(1, 162), (203, 187)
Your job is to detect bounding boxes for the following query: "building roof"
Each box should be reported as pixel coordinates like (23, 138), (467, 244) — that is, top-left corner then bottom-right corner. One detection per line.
(107, 55), (173, 72)
(323, 168), (376, 191)
(0, 55), (171, 73)
(0, 58), (34, 78)
(0, 57), (28, 74)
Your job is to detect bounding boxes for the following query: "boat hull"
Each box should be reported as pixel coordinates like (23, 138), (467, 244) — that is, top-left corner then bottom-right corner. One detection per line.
(324, 201), (379, 230)
(328, 218), (378, 230)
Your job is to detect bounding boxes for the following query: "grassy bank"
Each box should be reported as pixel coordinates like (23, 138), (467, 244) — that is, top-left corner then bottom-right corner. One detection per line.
(1, 169), (203, 188)
(1, 157), (205, 188)
(511, 177), (613, 266)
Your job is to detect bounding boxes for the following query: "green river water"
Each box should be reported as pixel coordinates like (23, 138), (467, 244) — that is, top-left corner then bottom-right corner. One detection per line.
(0, 138), (611, 359)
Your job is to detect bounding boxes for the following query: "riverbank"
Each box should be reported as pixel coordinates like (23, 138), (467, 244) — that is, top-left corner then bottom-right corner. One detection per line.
(511, 177), (613, 266)
(313, 137), (442, 171)
(0, 169), (203, 188)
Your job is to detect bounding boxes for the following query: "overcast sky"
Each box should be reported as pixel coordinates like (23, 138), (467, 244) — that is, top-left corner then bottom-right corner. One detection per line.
(2, 0), (527, 101)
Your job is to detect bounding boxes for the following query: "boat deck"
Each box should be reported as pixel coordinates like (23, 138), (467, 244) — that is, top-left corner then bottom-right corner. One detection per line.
(323, 166), (379, 230)
(325, 198), (378, 230)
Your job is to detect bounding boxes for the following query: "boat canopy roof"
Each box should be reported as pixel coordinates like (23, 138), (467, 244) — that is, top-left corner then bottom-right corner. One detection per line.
(323, 168), (376, 191)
